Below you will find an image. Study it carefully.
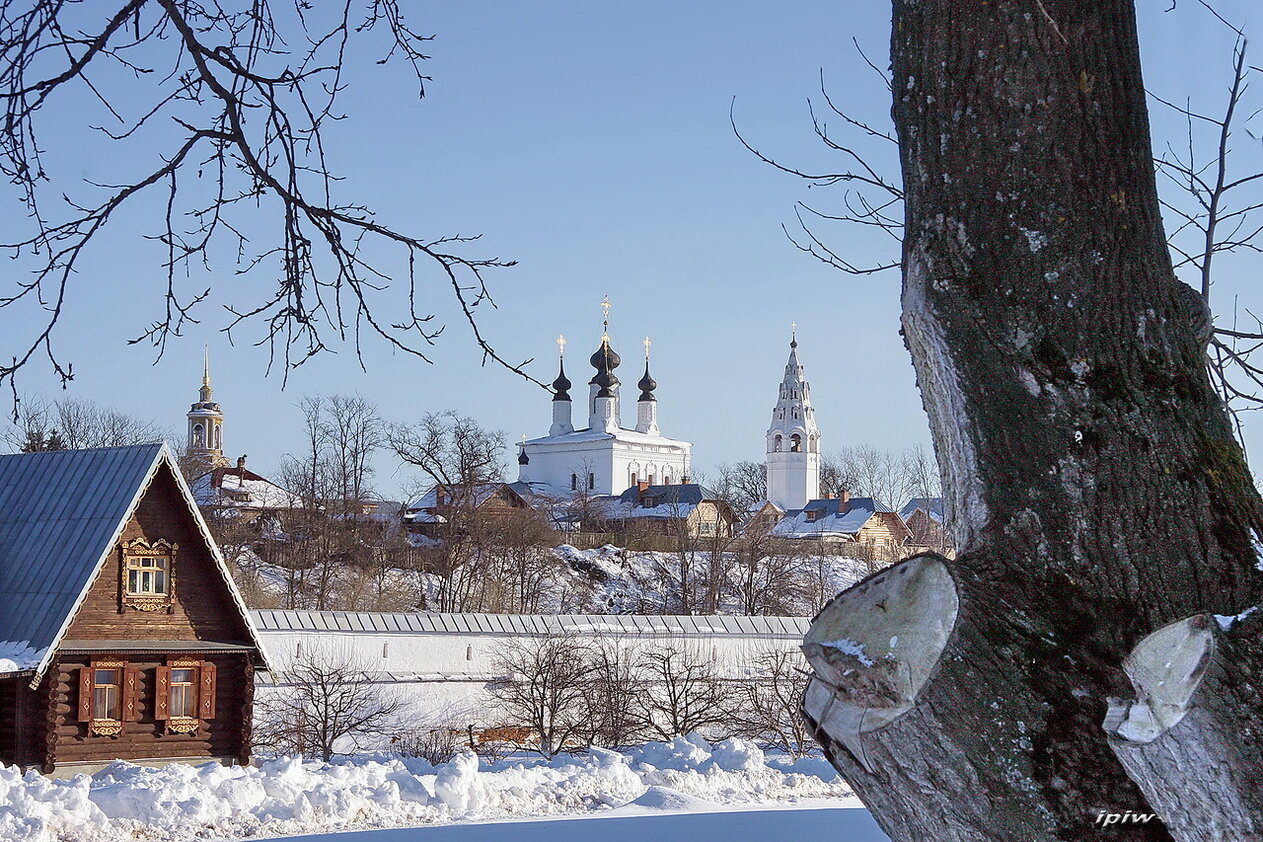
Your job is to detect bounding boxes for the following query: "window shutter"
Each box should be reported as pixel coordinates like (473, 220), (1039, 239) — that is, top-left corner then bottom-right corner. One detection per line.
(123, 666), (142, 722)
(154, 666), (171, 720)
(77, 667), (92, 722)
(198, 662), (217, 719)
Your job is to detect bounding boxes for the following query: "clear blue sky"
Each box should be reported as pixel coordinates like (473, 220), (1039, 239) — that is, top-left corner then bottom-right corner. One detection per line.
(3, 2), (1260, 498)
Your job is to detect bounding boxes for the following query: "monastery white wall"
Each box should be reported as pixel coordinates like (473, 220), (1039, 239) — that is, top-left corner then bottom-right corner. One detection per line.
(253, 611), (807, 727)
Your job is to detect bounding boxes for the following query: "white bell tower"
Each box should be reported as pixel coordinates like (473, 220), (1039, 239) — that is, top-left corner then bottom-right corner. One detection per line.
(766, 325), (820, 510)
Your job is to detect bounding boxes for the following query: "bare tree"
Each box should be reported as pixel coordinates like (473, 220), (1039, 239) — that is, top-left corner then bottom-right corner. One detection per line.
(0, 2), (537, 396)
(580, 637), (646, 748)
(635, 643), (733, 741)
(2, 395), (168, 452)
(789, 4), (1263, 841)
(488, 633), (592, 757)
(714, 461), (767, 513)
(255, 647), (403, 762)
(731, 649), (814, 758)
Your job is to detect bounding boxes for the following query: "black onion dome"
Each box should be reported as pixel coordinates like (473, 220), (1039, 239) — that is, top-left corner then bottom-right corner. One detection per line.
(518, 446), (530, 465)
(551, 360), (572, 402)
(589, 336), (621, 396)
(589, 338), (621, 375)
(638, 361), (657, 402)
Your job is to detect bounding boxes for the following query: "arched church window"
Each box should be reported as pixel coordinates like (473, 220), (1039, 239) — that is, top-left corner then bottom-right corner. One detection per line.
(570, 473), (577, 491)
(791, 433), (802, 452)
(773, 435), (783, 452)
(192, 424), (205, 448)
(588, 473), (595, 490)
(630, 472), (638, 486)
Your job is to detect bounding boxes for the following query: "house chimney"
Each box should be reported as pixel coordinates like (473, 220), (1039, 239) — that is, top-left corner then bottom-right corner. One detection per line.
(236, 455), (247, 470)
(435, 485), (447, 507)
(840, 488), (851, 506)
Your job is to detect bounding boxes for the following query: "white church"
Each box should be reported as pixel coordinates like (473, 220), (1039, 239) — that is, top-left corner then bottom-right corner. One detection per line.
(516, 299), (692, 496)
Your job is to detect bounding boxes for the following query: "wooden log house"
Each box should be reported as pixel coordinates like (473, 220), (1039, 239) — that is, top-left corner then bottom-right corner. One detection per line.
(0, 444), (268, 774)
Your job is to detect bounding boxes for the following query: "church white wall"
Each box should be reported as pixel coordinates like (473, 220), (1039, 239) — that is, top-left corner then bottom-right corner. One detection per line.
(521, 436), (690, 495)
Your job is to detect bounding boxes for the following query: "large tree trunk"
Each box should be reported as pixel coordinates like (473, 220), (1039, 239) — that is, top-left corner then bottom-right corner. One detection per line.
(803, 3), (1263, 840)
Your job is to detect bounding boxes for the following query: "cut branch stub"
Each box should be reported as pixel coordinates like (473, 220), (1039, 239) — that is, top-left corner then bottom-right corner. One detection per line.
(1103, 614), (1214, 744)
(801, 554), (959, 772)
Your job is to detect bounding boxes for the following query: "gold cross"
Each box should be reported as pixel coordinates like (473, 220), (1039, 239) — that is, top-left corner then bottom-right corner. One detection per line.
(601, 294), (611, 330)
(643, 335), (652, 359)
(791, 321), (797, 339)
(557, 334), (566, 357)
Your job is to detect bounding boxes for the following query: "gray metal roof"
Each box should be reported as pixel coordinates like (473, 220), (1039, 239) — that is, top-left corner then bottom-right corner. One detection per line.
(0, 444), (270, 680)
(0, 444), (165, 660)
(251, 609), (811, 638)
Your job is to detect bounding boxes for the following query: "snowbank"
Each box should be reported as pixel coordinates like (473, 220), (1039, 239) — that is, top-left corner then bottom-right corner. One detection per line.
(0, 735), (856, 842)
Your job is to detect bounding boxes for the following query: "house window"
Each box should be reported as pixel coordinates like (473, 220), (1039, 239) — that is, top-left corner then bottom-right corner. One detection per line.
(156, 660), (216, 733)
(94, 668), (121, 720)
(169, 668), (197, 718)
(120, 538), (177, 612)
(126, 554), (168, 597)
(806, 510), (819, 521)
(79, 659), (136, 736)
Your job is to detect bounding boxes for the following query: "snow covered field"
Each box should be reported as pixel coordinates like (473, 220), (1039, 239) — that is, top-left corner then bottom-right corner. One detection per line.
(288, 804), (888, 842)
(0, 735), (880, 842)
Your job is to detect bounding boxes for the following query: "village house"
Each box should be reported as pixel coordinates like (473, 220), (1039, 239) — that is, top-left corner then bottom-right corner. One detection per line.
(901, 497), (953, 552)
(589, 483), (738, 539)
(0, 444), (267, 775)
(402, 482), (536, 539)
(771, 491), (913, 547)
(191, 455), (301, 520)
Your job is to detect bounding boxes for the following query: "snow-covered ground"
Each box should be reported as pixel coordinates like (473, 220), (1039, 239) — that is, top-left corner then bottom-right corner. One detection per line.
(287, 804), (888, 842)
(0, 736), (876, 842)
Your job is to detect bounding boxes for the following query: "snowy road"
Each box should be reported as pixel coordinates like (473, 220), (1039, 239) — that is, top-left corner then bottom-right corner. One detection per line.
(284, 805), (889, 842)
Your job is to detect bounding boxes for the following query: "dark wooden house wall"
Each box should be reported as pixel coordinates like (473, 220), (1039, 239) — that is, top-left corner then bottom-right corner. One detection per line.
(64, 465), (252, 643)
(49, 653), (252, 767)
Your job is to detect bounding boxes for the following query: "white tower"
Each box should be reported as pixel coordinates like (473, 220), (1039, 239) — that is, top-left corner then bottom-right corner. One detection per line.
(634, 336), (660, 435)
(766, 325), (820, 510)
(187, 347), (226, 468)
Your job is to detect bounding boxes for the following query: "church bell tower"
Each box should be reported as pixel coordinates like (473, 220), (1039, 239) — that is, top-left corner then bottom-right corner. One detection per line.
(766, 325), (820, 510)
(187, 348), (226, 468)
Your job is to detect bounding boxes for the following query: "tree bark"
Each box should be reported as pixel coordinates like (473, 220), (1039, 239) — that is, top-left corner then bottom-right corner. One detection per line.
(805, 3), (1263, 840)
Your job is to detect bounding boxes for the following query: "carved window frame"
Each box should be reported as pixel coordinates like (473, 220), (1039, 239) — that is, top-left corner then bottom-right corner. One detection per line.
(79, 658), (139, 737)
(120, 537), (177, 612)
(155, 657), (217, 735)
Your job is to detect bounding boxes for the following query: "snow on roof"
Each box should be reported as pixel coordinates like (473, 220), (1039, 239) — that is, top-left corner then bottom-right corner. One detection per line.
(773, 496), (905, 538)
(524, 427), (692, 449)
(0, 640), (44, 674)
(900, 496), (945, 522)
(405, 483), (521, 513)
(193, 466), (302, 510)
(251, 609), (810, 638)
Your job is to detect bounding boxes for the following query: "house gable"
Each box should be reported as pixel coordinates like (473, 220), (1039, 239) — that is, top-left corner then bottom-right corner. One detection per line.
(63, 461), (253, 645)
